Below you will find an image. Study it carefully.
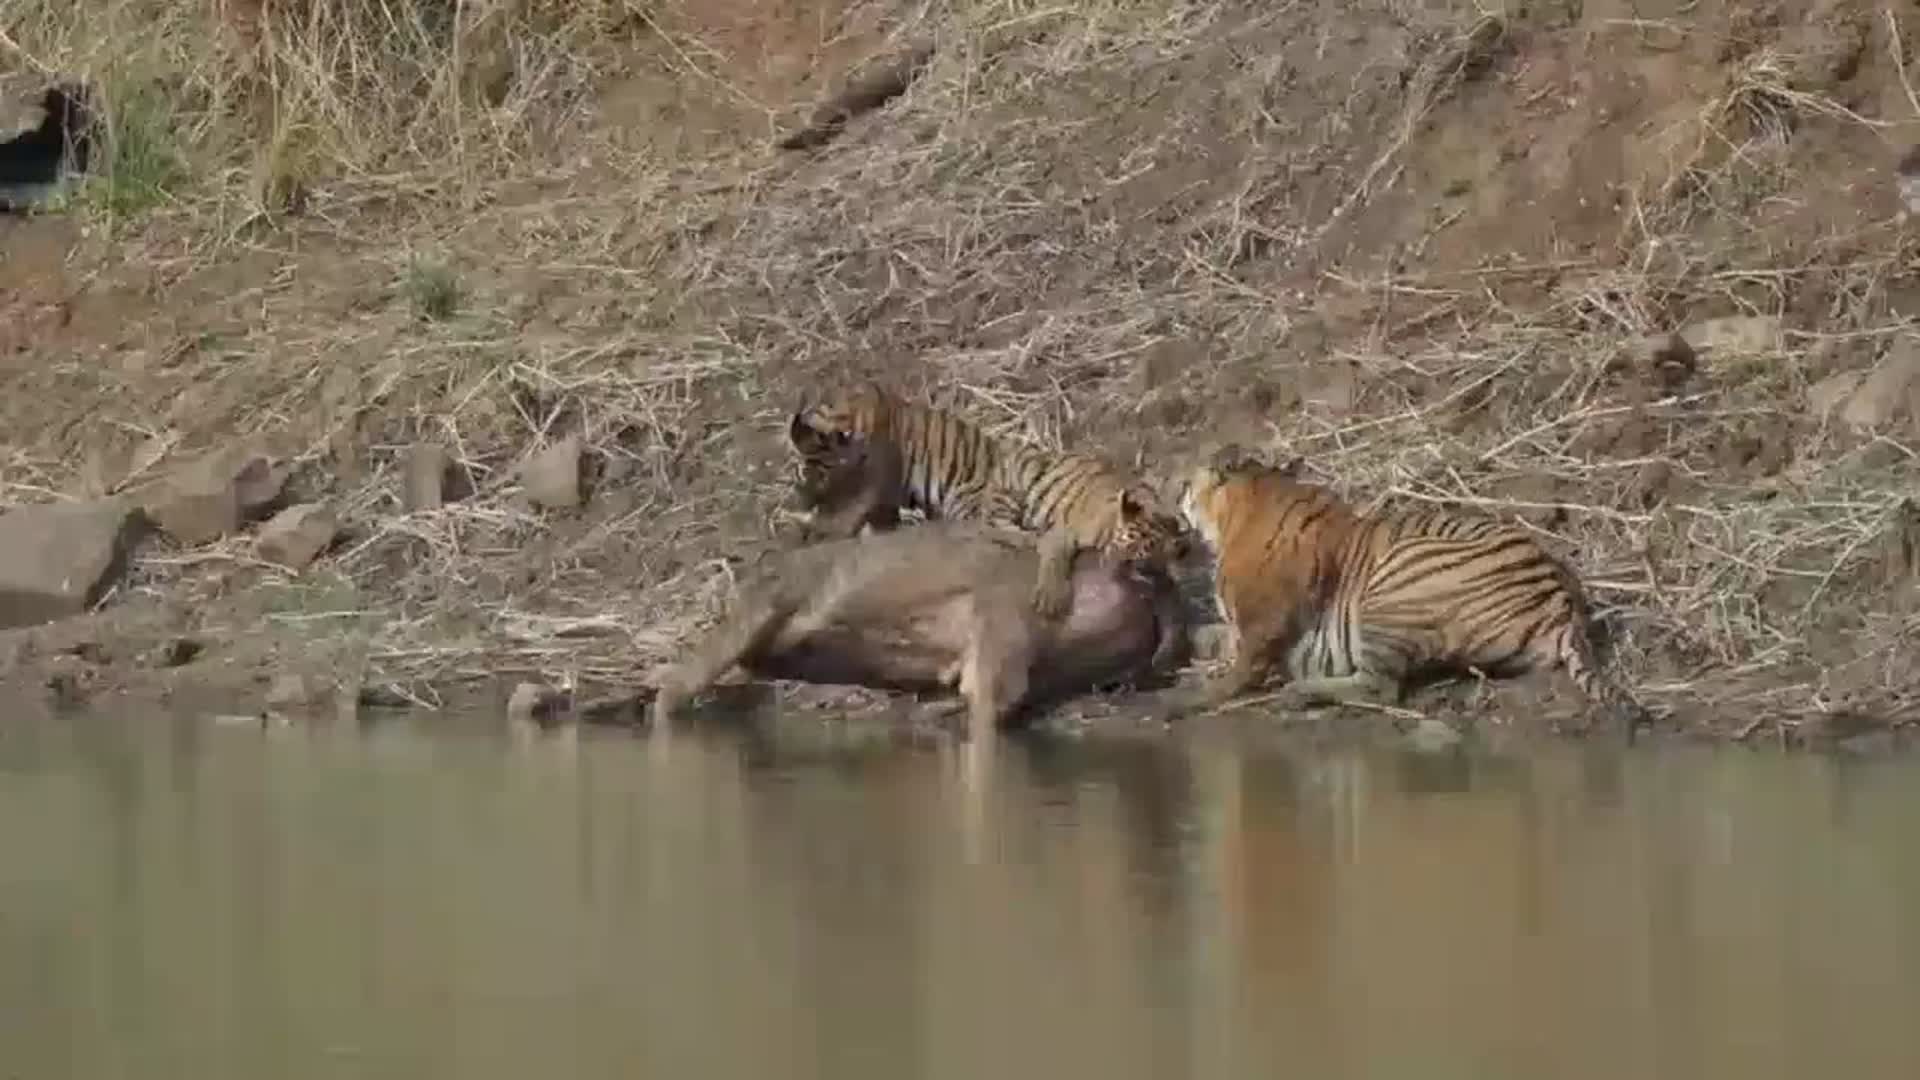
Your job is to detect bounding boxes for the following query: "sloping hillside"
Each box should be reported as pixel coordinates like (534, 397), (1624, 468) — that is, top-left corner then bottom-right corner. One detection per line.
(2, 0), (1917, 740)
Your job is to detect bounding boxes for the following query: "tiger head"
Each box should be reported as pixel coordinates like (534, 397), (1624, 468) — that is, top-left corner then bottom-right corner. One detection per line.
(1180, 448), (1329, 563)
(786, 411), (867, 511)
(786, 382), (894, 453)
(1178, 445), (1294, 556)
(1107, 484), (1193, 571)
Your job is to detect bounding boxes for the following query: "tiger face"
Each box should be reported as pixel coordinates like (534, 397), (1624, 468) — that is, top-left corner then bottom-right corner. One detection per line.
(1177, 463), (1232, 558)
(1108, 486), (1192, 571)
(1179, 447), (1308, 556)
(786, 410), (861, 511)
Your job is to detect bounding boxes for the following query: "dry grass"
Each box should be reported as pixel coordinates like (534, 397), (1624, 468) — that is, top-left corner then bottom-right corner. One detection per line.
(3, 0), (1918, 739)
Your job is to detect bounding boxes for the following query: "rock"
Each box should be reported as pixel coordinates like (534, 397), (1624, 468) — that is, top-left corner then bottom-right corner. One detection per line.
(1839, 336), (1920, 433)
(140, 442), (287, 545)
(521, 435), (583, 509)
(148, 636), (203, 668)
(254, 502), (339, 571)
(44, 663), (93, 709)
(356, 685), (415, 710)
(1679, 315), (1782, 357)
(508, 681), (568, 728)
(402, 443), (448, 511)
(1898, 144), (1920, 215)
(1874, 498), (1920, 597)
(578, 690), (652, 726)
(1407, 717), (1464, 753)
(1641, 332), (1697, 389)
(265, 673), (320, 711)
(0, 499), (144, 630)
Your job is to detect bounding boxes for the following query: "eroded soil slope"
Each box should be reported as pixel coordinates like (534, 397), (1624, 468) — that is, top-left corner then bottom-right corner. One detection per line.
(2, 0), (1917, 740)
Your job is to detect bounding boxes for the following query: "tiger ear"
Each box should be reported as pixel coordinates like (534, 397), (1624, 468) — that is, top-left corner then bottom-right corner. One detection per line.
(1117, 489), (1145, 521)
(788, 411), (823, 452)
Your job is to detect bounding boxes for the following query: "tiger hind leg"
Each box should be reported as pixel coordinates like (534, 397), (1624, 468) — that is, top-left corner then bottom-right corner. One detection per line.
(1548, 626), (1651, 740)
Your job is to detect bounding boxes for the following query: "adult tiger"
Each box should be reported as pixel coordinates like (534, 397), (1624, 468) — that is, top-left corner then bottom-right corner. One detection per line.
(784, 380), (1192, 674)
(1172, 449), (1651, 737)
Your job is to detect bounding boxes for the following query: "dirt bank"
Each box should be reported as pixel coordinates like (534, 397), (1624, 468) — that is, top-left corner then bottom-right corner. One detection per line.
(2, 0), (1918, 746)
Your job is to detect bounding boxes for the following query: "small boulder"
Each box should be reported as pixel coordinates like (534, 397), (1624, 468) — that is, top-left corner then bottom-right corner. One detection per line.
(0, 499), (144, 630)
(1407, 717), (1464, 753)
(1873, 498), (1920, 596)
(508, 681), (569, 729)
(402, 443), (448, 511)
(147, 636), (203, 668)
(1839, 336), (1920, 433)
(254, 502), (339, 571)
(140, 442), (286, 545)
(1679, 315), (1782, 357)
(521, 435), (583, 509)
(1641, 332), (1697, 389)
(265, 673), (321, 711)
(1898, 144), (1920, 215)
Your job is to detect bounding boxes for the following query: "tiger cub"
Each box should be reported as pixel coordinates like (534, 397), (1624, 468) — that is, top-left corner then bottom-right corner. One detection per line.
(1175, 452), (1649, 735)
(785, 380), (1192, 671)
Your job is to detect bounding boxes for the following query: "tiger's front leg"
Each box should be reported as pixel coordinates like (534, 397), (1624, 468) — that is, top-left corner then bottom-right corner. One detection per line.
(1028, 525), (1081, 622)
(1153, 643), (1264, 724)
(1197, 647), (1265, 708)
(1273, 670), (1401, 709)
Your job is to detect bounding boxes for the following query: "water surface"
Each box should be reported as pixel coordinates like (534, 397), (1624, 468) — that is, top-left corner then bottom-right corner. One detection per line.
(3, 709), (1919, 1079)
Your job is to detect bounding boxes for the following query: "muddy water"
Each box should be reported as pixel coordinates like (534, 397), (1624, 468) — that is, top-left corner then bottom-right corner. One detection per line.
(3, 712), (1920, 1080)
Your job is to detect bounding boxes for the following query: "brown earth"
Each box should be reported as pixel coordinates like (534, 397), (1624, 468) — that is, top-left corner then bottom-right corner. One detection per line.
(2, 0), (1919, 748)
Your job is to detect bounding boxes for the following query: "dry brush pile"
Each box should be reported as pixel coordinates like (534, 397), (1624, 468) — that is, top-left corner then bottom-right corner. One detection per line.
(3, 0), (1918, 737)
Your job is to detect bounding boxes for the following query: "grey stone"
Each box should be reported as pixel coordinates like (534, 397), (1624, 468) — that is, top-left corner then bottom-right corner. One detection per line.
(1642, 332), (1697, 387)
(521, 435), (583, 510)
(508, 681), (568, 728)
(1840, 336), (1920, 433)
(254, 502), (339, 571)
(265, 673), (320, 711)
(140, 442), (286, 545)
(1407, 717), (1464, 753)
(1899, 144), (1920, 214)
(0, 499), (144, 630)
(1680, 315), (1782, 357)
(402, 443), (448, 511)
(148, 637), (203, 668)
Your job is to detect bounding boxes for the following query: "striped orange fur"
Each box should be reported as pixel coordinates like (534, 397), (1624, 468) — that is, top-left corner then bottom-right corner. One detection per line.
(1177, 454), (1648, 734)
(786, 380), (1188, 574)
(786, 380), (1193, 671)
